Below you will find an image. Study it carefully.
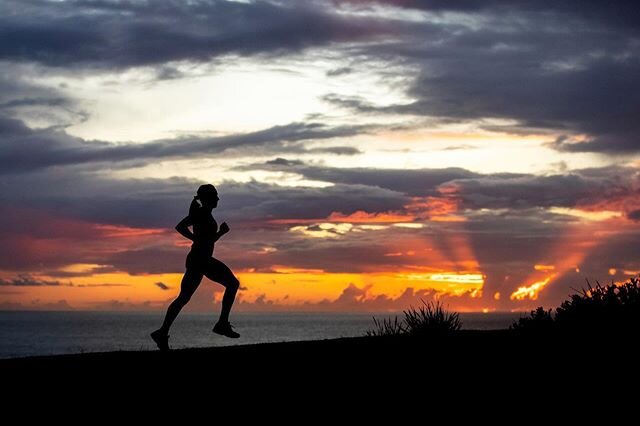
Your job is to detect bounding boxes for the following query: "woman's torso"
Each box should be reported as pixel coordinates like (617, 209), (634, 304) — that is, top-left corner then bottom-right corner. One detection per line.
(190, 209), (217, 257)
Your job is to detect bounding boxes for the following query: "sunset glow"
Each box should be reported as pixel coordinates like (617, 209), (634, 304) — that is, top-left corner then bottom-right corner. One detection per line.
(1, 0), (639, 314)
(510, 276), (554, 301)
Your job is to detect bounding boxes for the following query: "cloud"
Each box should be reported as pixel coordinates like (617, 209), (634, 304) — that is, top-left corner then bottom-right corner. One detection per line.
(0, 97), (70, 110)
(326, 67), (353, 77)
(628, 210), (640, 221)
(245, 160), (640, 216)
(227, 283), (485, 312)
(2, 149), (636, 278)
(0, 274), (67, 286)
(217, 180), (408, 222)
(437, 167), (640, 213)
(323, 2), (640, 153)
(307, 146), (362, 155)
(154, 281), (171, 291)
(0, 298), (73, 311)
(336, 1), (640, 30)
(0, 166), (409, 232)
(247, 158), (479, 197)
(0, 116), (367, 174)
(0, 0), (399, 69)
(89, 299), (162, 311)
(73, 283), (130, 288)
(0, 172), (409, 275)
(0, 65), (86, 128)
(3, 1), (639, 154)
(0, 204), (177, 271)
(311, 163), (633, 215)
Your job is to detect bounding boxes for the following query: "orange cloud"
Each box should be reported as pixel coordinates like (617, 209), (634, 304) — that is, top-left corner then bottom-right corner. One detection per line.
(326, 211), (415, 223)
(534, 264), (555, 271)
(510, 275), (554, 301)
(405, 196), (463, 221)
(93, 224), (167, 238)
(270, 210), (416, 224)
(512, 217), (628, 305)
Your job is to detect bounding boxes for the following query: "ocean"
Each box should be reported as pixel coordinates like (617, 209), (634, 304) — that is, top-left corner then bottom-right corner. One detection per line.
(0, 311), (522, 359)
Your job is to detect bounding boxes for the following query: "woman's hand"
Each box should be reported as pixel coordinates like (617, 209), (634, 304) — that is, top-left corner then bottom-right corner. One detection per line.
(219, 222), (230, 235)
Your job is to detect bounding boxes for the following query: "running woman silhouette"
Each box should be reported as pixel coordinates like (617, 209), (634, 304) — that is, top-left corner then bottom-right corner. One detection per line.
(151, 184), (240, 351)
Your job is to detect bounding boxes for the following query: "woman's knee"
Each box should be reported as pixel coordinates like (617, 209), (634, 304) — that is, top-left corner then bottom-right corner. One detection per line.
(227, 276), (240, 290)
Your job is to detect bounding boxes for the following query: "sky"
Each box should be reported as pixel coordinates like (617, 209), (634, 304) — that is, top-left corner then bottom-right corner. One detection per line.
(1, 0), (639, 313)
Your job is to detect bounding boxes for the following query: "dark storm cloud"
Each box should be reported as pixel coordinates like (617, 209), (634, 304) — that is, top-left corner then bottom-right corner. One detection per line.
(337, 0), (640, 29)
(242, 159), (640, 215)
(403, 55), (640, 154)
(628, 210), (640, 221)
(244, 158), (480, 196)
(0, 116), (31, 135)
(307, 146), (362, 155)
(0, 116), (367, 174)
(3, 1), (638, 153)
(0, 97), (70, 110)
(0, 0), (398, 69)
(326, 2), (640, 153)
(326, 67), (353, 77)
(0, 67), (65, 102)
(0, 174), (197, 229)
(550, 134), (640, 154)
(438, 167), (640, 211)
(217, 180), (407, 222)
(0, 167), (407, 230)
(334, 44), (640, 153)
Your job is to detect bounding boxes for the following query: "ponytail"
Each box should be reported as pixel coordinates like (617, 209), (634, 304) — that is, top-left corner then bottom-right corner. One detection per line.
(189, 195), (201, 218)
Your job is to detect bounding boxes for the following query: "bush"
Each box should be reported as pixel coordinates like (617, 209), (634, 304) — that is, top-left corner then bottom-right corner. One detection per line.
(367, 300), (462, 337)
(403, 300), (462, 336)
(555, 277), (640, 332)
(510, 276), (640, 334)
(510, 307), (554, 333)
(366, 316), (405, 337)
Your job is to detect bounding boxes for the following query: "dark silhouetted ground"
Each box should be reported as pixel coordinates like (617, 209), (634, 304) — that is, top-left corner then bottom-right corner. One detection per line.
(2, 330), (634, 391)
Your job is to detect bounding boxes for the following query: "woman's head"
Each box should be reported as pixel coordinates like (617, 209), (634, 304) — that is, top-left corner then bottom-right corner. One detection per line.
(195, 184), (219, 209)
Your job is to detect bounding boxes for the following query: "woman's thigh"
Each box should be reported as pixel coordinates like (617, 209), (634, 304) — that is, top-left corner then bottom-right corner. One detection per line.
(179, 268), (204, 298)
(203, 257), (238, 288)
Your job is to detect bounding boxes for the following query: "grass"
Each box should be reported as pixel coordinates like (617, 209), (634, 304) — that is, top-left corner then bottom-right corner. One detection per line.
(367, 300), (462, 337)
(366, 316), (405, 337)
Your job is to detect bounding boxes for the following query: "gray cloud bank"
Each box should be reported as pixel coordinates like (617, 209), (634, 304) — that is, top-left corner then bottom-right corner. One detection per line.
(2, 0), (639, 152)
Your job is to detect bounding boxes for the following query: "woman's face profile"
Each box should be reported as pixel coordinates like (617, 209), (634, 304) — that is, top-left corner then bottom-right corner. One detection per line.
(200, 192), (219, 208)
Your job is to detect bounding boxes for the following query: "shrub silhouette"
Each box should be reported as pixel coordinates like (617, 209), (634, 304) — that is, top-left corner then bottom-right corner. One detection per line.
(555, 276), (640, 332)
(511, 276), (640, 334)
(368, 300), (462, 337)
(366, 316), (405, 337)
(510, 307), (554, 333)
(403, 300), (462, 335)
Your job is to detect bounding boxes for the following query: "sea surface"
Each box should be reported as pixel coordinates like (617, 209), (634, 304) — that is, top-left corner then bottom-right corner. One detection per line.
(0, 311), (522, 359)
